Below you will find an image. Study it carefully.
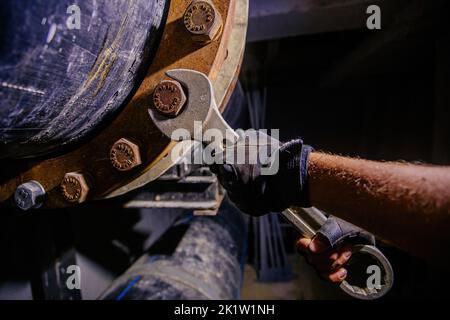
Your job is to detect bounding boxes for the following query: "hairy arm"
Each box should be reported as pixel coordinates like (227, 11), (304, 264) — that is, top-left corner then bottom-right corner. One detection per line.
(308, 152), (450, 264)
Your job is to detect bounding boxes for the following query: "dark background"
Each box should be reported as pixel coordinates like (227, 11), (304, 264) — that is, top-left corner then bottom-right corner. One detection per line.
(237, 0), (450, 299)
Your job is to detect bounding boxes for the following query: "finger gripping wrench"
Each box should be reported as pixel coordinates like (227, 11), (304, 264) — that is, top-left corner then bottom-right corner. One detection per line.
(282, 207), (394, 300)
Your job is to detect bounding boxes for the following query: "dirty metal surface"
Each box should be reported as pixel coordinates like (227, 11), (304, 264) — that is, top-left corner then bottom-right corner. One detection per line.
(0, 0), (237, 208)
(0, 0), (166, 158)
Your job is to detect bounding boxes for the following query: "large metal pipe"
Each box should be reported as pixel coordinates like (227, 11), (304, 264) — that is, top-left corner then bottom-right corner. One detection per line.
(100, 199), (247, 300)
(0, 0), (168, 158)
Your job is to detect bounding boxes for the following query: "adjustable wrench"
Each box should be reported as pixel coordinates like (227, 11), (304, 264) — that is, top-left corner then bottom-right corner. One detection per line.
(149, 68), (393, 300)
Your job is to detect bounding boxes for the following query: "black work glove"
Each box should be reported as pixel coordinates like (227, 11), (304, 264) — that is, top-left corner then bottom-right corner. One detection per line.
(316, 216), (376, 248)
(210, 130), (313, 216)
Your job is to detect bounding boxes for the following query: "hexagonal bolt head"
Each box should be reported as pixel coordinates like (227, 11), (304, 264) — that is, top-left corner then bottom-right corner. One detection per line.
(14, 180), (46, 211)
(110, 138), (142, 171)
(152, 80), (187, 116)
(60, 172), (90, 204)
(183, 0), (223, 43)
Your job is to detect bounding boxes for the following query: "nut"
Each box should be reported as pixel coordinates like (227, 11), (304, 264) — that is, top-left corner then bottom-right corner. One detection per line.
(110, 138), (142, 171)
(61, 172), (89, 203)
(14, 180), (45, 211)
(183, 0), (223, 43)
(152, 80), (187, 116)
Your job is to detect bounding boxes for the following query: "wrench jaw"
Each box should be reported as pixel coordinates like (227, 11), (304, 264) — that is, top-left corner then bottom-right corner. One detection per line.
(149, 69), (238, 146)
(204, 102), (239, 146)
(166, 69), (239, 145)
(165, 69), (213, 99)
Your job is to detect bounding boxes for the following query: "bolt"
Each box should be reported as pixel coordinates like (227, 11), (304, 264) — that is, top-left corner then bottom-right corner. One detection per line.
(152, 80), (187, 116)
(183, 0), (223, 43)
(110, 138), (142, 171)
(60, 172), (89, 203)
(14, 180), (45, 211)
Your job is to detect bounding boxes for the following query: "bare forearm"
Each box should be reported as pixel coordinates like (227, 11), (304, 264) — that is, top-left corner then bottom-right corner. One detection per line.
(308, 152), (450, 263)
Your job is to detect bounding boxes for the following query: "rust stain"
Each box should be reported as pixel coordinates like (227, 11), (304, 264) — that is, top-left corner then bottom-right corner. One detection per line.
(85, 13), (130, 95)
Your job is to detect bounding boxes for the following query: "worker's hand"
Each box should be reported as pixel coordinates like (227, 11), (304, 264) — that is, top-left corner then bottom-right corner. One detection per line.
(210, 129), (313, 216)
(296, 235), (352, 283)
(296, 216), (376, 283)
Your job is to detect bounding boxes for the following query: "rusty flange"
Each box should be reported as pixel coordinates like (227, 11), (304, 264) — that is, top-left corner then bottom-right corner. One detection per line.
(106, 0), (248, 199)
(0, 0), (244, 209)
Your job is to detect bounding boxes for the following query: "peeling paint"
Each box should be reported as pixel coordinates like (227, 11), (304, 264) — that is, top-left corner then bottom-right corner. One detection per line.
(46, 23), (57, 43)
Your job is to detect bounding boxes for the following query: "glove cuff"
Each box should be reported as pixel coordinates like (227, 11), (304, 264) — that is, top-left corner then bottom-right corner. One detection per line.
(316, 216), (376, 248)
(276, 139), (313, 209)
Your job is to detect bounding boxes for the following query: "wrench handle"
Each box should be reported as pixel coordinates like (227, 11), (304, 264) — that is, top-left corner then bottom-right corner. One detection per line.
(280, 209), (316, 238)
(281, 207), (394, 300)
